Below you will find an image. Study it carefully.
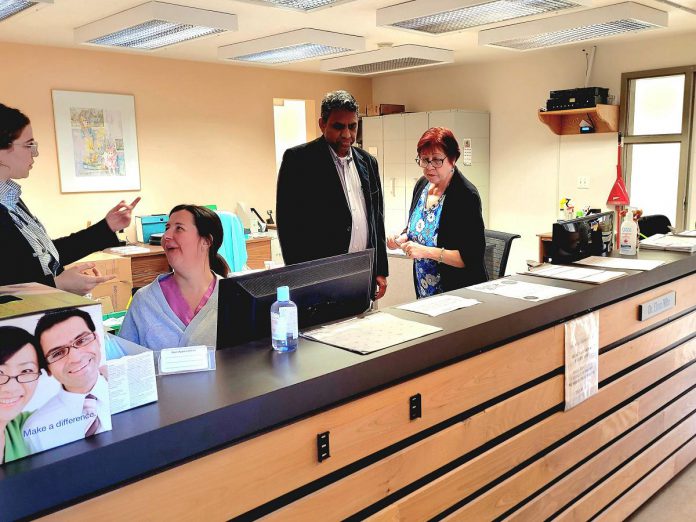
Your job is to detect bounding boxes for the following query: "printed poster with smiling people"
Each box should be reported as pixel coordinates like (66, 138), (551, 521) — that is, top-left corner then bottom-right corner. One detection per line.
(0, 283), (111, 465)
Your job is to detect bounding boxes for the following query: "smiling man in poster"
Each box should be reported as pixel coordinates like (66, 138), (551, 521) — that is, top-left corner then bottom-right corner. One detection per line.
(23, 308), (111, 453)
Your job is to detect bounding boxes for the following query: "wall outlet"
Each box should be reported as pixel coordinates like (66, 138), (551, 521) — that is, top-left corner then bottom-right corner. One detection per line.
(577, 176), (590, 189)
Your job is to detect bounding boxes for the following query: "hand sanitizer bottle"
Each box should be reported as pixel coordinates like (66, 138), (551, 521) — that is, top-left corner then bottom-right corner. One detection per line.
(271, 286), (298, 352)
(620, 210), (638, 256)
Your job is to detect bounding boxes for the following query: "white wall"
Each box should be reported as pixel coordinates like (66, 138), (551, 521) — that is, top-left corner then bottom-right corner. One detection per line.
(373, 31), (696, 273)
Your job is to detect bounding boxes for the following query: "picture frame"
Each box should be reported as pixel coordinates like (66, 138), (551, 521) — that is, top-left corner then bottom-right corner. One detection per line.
(52, 90), (141, 192)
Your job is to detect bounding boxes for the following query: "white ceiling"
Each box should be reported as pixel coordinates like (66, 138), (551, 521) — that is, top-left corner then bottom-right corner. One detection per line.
(2, 0), (696, 75)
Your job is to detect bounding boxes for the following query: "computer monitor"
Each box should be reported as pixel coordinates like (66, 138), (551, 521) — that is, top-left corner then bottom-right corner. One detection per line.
(217, 250), (374, 348)
(550, 211), (614, 263)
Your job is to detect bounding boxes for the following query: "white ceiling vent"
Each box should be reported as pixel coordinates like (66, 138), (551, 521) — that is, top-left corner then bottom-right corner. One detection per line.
(321, 45), (453, 75)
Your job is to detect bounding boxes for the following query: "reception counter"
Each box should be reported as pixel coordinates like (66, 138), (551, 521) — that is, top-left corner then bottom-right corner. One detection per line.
(2, 250), (696, 520)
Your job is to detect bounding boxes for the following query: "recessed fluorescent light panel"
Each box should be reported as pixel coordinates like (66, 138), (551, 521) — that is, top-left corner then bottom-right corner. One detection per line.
(219, 29), (364, 65)
(75, 1), (238, 50)
(479, 2), (668, 50)
(321, 45), (453, 75)
(0, 0), (52, 22)
(377, 0), (591, 34)
(239, 0), (356, 12)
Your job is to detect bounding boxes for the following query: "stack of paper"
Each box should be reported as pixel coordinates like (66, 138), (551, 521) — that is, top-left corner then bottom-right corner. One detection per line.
(575, 256), (665, 271)
(522, 264), (626, 284)
(639, 234), (696, 253)
(673, 230), (696, 238)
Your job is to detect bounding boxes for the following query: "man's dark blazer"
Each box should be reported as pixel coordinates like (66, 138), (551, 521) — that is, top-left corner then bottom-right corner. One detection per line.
(408, 167), (488, 292)
(0, 199), (119, 287)
(276, 136), (388, 279)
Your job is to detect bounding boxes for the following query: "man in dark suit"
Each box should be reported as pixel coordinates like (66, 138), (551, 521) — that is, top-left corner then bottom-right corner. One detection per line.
(276, 90), (388, 300)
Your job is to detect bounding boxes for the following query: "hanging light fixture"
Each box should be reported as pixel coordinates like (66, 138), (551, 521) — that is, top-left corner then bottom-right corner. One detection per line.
(321, 44), (453, 75)
(74, 1), (238, 51)
(219, 29), (364, 65)
(377, 0), (591, 35)
(0, 0), (52, 23)
(479, 2), (667, 50)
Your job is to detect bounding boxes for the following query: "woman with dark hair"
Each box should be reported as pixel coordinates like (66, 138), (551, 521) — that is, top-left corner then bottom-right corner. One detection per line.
(119, 204), (230, 349)
(0, 103), (140, 294)
(0, 326), (46, 463)
(387, 127), (487, 297)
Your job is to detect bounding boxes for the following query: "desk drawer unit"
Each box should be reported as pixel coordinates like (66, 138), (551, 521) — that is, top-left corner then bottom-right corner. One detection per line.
(44, 273), (696, 521)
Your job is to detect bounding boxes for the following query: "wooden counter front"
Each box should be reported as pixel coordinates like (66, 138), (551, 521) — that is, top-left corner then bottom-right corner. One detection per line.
(3, 250), (695, 521)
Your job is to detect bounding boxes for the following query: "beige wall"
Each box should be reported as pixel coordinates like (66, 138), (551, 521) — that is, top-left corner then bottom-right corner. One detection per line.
(0, 42), (371, 239)
(373, 31), (696, 273)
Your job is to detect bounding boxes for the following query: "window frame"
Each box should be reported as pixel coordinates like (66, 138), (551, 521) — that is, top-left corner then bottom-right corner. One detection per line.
(619, 65), (695, 228)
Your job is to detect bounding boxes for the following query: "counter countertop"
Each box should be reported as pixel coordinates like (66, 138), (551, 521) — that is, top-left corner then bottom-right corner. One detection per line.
(2, 250), (695, 520)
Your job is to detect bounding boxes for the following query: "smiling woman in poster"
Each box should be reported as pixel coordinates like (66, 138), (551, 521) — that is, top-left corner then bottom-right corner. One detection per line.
(0, 103), (140, 295)
(0, 326), (45, 464)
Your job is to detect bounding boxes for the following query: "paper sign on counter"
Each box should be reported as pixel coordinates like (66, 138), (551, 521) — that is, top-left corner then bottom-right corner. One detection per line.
(397, 295), (481, 316)
(159, 346), (209, 374)
(564, 312), (599, 411)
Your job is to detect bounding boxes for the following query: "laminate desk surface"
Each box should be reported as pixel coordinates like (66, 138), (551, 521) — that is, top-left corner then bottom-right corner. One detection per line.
(2, 249), (695, 520)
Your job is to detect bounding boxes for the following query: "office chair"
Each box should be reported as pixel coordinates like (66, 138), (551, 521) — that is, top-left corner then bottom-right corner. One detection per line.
(484, 229), (521, 280)
(638, 214), (671, 238)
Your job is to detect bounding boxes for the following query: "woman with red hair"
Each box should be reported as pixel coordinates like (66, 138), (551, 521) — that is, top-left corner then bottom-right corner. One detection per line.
(387, 127), (487, 297)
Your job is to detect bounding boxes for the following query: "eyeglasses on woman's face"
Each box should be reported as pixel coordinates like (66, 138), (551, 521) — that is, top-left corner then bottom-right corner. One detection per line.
(0, 372), (40, 385)
(12, 140), (39, 158)
(415, 156), (446, 169)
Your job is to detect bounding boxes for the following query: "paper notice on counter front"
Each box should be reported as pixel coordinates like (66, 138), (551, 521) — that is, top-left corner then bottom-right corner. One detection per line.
(397, 295), (481, 316)
(564, 312), (599, 411)
(107, 351), (158, 415)
(302, 312), (441, 354)
(467, 279), (575, 302)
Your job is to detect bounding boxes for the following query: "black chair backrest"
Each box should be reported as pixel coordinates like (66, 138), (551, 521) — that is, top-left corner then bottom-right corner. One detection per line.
(638, 214), (671, 238)
(484, 229), (521, 279)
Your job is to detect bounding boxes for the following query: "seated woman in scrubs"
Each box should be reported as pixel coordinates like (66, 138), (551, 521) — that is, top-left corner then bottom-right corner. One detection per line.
(119, 205), (229, 349)
(0, 326), (45, 464)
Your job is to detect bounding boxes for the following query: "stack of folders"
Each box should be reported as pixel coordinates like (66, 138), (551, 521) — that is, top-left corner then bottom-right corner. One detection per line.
(640, 233), (696, 253)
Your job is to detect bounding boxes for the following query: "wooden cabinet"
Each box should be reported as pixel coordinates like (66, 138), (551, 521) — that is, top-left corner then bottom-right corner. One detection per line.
(538, 104), (619, 135)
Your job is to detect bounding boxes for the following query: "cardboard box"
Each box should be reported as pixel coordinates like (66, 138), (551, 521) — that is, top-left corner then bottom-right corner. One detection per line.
(366, 104), (380, 117)
(0, 282), (112, 463)
(379, 104), (405, 115)
(66, 252), (133, 311)
(66, 252), (132, 283)
(91, 280), (133, 312)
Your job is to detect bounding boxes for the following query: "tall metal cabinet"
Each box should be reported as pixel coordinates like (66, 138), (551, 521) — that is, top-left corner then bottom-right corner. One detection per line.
(361, 110), (490, 237)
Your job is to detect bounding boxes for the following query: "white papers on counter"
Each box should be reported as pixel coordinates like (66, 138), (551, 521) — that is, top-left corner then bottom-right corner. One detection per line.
(397, 295), (481, 316)
(522, 264), (626, 284)
(574, 256), (665, 271)
(302, 312), (442, 354)
(467, 279), (575, 302)
(673, 230), (696, 237)
(107, 245), (151, 255)
(107, 351), (158, 414)
(639, 234), (696, 253)
(564, 312), (599, 411)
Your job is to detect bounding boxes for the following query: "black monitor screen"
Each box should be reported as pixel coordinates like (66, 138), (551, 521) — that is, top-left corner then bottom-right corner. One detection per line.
(217, 250), (374, 348)
(550, 211), (614, 263)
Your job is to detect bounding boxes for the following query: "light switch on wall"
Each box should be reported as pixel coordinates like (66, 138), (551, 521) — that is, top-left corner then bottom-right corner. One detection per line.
(577, 176), (590, 189)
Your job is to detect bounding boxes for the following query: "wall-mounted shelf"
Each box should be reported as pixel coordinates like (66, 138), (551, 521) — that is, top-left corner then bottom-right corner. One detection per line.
(538, 104), (619, 135)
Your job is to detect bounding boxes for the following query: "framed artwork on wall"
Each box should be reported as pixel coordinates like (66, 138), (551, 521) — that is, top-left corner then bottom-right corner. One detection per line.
(52, 90), (141, 193)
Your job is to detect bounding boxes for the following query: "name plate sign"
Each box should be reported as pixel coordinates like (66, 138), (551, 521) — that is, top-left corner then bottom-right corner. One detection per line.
(638, 291), (676, 321)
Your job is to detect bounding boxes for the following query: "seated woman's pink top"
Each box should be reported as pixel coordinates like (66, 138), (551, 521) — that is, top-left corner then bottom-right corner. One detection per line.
(159, 274), (217, 326)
